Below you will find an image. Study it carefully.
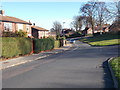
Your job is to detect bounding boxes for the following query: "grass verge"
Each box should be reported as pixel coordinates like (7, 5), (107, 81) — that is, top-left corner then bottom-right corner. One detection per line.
(110, 57), (120, 87)
(89, 39), (120, 46)
(79, 32), (120, 46)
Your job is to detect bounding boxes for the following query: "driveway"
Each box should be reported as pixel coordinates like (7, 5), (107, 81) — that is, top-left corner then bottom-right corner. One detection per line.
(2, 41), (118, 88)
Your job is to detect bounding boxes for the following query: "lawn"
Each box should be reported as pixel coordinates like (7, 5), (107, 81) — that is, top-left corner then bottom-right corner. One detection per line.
(89, 39), (120, 46)
(110, 57), (120, 87)
(80, 32), (120, 46)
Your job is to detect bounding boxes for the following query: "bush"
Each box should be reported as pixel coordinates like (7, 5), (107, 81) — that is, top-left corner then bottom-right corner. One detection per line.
(54, 40), (60, 48)
(93, 32), (101, 36)
(65, 35), (69, 38)
(2, 30), (27, 37)
(69, 32), (82, 38)
(15, 30), (27, 37)
(2, 32), (18, 37)
(33, 38), (54, 53)
(1, 37), (32, 58)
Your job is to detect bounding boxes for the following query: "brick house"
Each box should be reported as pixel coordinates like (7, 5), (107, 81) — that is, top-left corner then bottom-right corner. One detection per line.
(82, 24), (110, 36)
(82, 27), (92, 36)
(109, 21), (120, 32)
(62, 28), (75, 36)
(31, 25), (49, 39)
(0, 10), (32, 37)
(94, 24), (110, 33)
(48, 31), (56, 39)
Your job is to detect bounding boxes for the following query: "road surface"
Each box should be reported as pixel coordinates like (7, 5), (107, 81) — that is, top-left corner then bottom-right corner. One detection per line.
(2, 41), (118, 88)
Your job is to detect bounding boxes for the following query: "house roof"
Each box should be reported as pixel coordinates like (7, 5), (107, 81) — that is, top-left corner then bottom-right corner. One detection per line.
(0, 15), (32, 25)
(32, 26), (49, 31)
(83, 27), (90, 31)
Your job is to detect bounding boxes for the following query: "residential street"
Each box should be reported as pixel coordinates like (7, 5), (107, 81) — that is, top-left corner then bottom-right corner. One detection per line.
(2, 41), (118, 88)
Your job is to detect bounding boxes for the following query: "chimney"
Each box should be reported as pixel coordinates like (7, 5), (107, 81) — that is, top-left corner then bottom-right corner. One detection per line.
(0, 10), (4, 15)
(29, 20), (31, 23)
(33, 23), (35, 26)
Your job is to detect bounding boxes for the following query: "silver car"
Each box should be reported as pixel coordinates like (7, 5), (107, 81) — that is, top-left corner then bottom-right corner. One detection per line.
(69, 39), (75, 43)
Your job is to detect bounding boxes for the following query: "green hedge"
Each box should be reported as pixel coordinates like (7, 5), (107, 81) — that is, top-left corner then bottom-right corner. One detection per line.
(54, 40), (60, 48)
(33, 38), (54, 53)
(2, 37), (32, 58)
(1, 37), (62, 58)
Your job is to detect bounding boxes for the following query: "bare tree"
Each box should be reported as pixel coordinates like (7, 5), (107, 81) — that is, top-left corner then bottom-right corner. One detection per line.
(50, 28), (55, 32)
(77, 16), (84, 31)
(80, 2), (97, 34)
(71, 16), (83, 31)
(70, 21), (77, 31)
(95, 2), (111, 34)
(109, 1), (120, 32)
(53, 21), (62, 37)
(107, 1), (120, 21)
(81, 16), (91, 27)
(115, 1), (120, 23)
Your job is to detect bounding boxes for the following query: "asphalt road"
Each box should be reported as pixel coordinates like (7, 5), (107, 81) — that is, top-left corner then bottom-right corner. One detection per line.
(2, 41), (119, 88)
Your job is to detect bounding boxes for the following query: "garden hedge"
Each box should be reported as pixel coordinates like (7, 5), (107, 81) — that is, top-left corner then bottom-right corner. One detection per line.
(33, 38), (55, 53)
(1, 37), (32, 58)
(1, 37), (63, 59)
(54, 40), (60, 48)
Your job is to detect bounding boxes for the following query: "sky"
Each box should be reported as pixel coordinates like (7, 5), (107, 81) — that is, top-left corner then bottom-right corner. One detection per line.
(1, 2), (85, 30)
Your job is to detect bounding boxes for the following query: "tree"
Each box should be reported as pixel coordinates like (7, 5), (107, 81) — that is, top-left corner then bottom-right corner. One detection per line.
(80, 1), (115, 34)
(80, 2), (97, 34)
(77, 16), (83, 31)
(115, 1), (120, 24)
(80, 16), (91, 28)
(108, 1), (120, 22)
(50, 28), (55, 32)
(71, 16), (83, 31)
(95, 2), (111, 34)
(52, 21), (62, 39)
(109, 1), (120, 32)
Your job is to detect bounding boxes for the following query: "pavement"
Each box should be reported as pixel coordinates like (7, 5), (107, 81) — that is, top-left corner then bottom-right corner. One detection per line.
(0, 44), (72, 70)
(2, 41), (119, 88)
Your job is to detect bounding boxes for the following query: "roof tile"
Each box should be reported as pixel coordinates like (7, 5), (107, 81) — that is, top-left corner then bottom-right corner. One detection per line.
(0, 15), (32, 25)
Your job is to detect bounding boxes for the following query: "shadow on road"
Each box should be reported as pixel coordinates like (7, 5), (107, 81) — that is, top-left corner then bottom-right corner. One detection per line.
(102, 60), (115, 88)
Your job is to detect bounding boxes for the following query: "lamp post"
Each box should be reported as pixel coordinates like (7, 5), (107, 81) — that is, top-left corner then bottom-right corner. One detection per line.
(62, 22), (65, 36)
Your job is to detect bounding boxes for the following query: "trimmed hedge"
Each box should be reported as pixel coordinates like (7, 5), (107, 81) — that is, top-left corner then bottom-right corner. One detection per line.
(2, 37), (32, 58)
(54, 40), (60, 48)
(1, 37), (63, 59)
(33, 38), (54, 53)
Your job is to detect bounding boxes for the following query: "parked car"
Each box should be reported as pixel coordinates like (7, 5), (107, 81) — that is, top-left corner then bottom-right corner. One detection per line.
(69, 39), (75, 43)
(66, 38), (71, 41)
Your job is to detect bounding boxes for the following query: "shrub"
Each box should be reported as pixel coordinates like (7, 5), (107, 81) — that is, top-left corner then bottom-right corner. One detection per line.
(1, 37), (32, 58)
(65, 35), (69, 38)
(56, 35), (60, 40)
(54, 40), (60, 48)
(33, 38), (54, 53)
(2, 32), (18, 37)
(2, 30), (27, 37)
(69, 32), (82, 38)
(15, 30), (27, 37)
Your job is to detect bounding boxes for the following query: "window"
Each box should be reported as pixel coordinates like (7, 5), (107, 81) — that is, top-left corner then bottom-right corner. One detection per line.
(4, 22), (12, 32)
(26, 25), (29, 32)
(18, 24), (23, 31)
